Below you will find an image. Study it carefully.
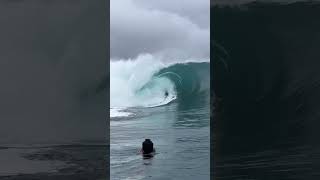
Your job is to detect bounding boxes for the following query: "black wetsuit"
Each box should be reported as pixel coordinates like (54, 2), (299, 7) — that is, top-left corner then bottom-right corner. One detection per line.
(142, 139), (154, 154)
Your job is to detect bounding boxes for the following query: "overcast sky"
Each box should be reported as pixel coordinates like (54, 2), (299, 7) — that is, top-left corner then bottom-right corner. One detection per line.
(111, 0), (210, 61)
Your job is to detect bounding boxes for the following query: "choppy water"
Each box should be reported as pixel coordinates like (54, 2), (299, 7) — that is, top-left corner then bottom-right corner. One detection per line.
(111, 102), (209, 180)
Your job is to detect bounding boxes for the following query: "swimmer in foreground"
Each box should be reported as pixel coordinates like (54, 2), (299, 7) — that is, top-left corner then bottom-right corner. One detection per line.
(141, 139), (156, 158)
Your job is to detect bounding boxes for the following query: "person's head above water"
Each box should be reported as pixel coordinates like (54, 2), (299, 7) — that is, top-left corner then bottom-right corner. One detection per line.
(142, 139), (154, 154)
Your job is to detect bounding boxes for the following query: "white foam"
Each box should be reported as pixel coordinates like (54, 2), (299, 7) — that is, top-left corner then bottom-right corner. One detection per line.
(110, 108), (133, 118)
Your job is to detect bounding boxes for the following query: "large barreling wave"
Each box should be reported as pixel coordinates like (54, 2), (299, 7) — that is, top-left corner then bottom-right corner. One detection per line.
(110, 54), (209, 117)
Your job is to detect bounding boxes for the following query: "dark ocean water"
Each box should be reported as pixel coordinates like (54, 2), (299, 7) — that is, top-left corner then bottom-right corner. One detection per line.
(0, 145), (107, 180)
(212, 1), (320, 179)
(111, 62), (210, 180)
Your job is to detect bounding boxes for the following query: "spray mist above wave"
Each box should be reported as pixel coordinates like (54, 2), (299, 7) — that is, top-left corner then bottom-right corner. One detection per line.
(110, 54), (210, 117)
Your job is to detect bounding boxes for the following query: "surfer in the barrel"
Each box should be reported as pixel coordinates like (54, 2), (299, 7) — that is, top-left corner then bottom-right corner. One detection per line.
(140, 139), (155, 158)
(164, 90), (169, 98)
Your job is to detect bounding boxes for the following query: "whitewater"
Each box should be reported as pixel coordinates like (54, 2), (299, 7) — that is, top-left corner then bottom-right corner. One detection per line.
(110, 54), (209, 118)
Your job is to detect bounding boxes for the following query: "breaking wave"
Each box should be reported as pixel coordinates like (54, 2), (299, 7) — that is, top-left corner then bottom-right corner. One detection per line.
(110, 54), (209, 117)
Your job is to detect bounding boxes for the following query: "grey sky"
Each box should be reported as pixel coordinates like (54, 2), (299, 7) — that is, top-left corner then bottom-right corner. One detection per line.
(111, 0), (210, 61)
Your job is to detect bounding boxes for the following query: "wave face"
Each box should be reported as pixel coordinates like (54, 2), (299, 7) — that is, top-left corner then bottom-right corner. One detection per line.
(110, 54), (209, 116)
